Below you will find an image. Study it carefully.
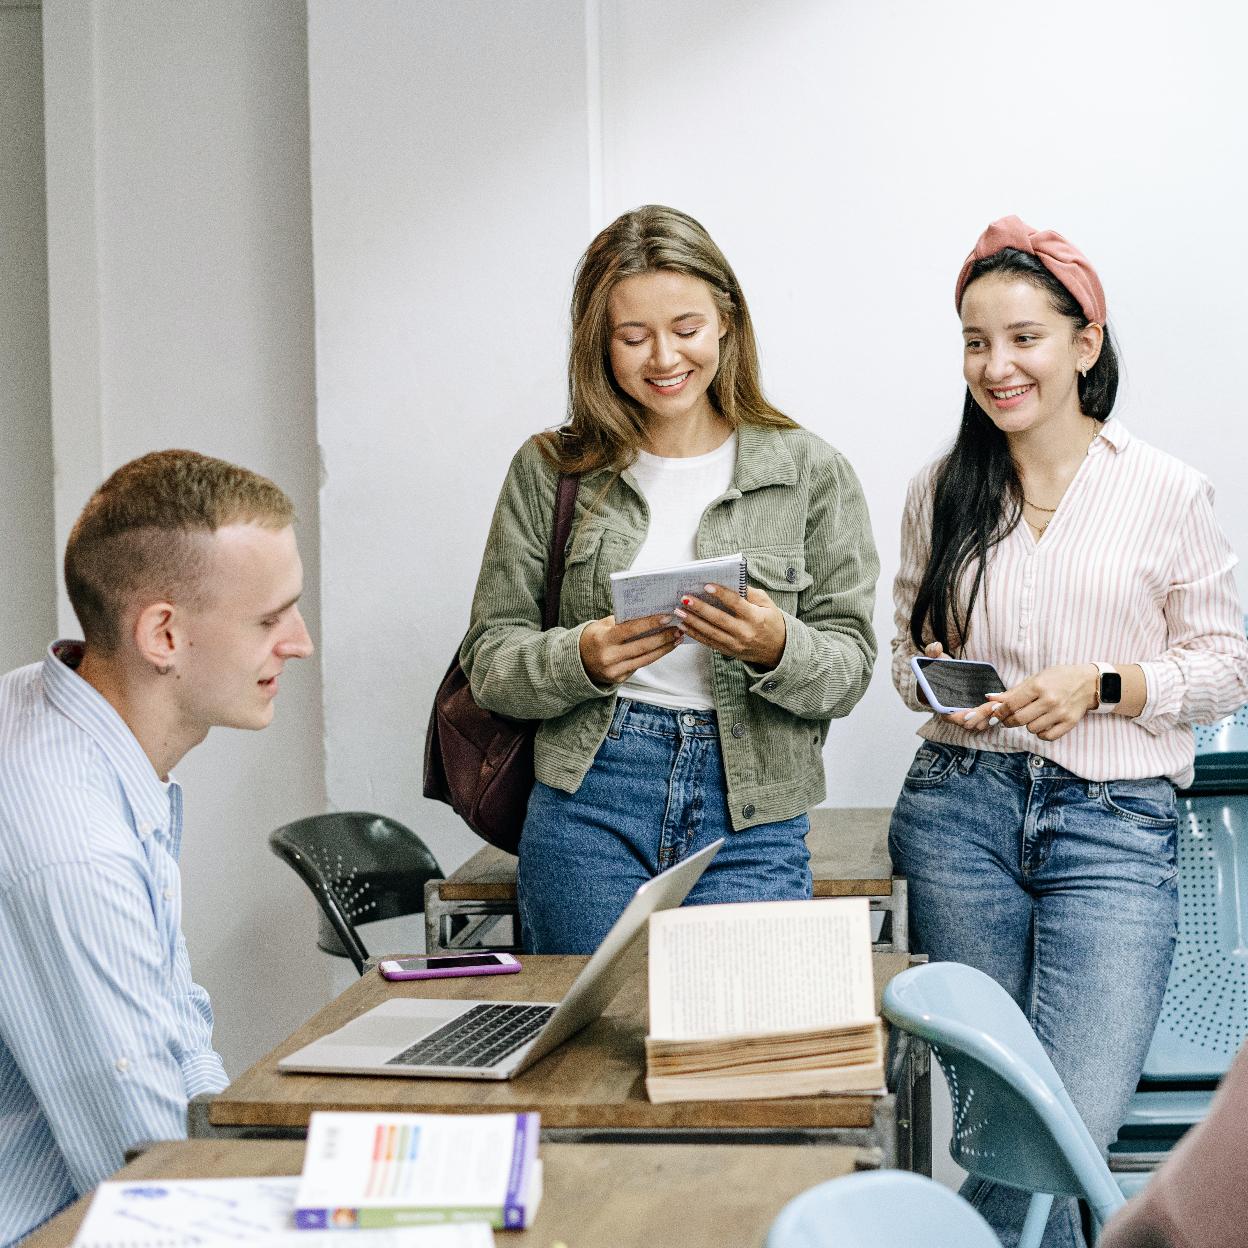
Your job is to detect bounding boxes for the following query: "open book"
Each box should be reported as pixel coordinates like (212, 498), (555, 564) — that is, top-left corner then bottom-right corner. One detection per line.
(645, 897), (884, 1103)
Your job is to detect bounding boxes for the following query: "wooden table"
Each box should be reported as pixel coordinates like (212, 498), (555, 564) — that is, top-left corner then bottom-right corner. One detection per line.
(192, 948), (930, 1173)
(425, 807), (907, 953)
(26, 1138), (875, 1248)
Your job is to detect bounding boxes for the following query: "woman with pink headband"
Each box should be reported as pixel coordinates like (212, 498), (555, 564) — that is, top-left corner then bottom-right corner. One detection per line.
(889, 216), (1248, 1247)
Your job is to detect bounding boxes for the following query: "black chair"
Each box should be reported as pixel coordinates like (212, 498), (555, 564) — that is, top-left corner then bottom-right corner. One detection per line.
(268, 812), (443, 975)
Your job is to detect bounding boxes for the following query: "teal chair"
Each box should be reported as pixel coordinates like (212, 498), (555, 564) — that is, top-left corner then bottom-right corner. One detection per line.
(1113, 698), (1248, 1158)
(765, 1171), (1001, 1248)
(882, 962), (1125, 1248)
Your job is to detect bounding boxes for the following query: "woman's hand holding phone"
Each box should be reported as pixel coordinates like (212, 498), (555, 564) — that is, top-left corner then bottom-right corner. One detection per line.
(918, 641), (1097, 740)
(981, 665), (1098, 741)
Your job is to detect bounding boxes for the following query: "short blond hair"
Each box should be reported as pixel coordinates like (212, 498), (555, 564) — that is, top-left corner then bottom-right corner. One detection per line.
(64, 449), (295, 651)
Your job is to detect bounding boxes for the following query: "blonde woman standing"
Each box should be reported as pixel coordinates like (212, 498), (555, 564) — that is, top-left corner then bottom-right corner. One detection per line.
(462, 205), (879, 954)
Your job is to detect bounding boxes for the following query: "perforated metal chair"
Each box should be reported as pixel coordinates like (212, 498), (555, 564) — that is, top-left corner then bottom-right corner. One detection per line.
(765, 1171), (1002, 1248)
(269, 812), (443, 975)
(1113, 699), (1248, 1159)
(882, 962), (1125, 1248)
(1113, 791), (1248, 1159)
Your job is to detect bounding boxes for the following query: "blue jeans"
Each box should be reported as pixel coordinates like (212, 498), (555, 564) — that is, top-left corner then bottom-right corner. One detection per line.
(517, 697), (812, 954)
(889, 743), (1179, 1248)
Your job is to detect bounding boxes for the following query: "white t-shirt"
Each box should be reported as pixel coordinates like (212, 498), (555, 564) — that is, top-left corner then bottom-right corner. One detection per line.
(617, 433), (737, 712)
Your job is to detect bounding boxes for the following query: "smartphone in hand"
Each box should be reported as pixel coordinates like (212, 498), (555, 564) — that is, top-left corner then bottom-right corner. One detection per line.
(911, 655), (1006, 713)
(377, 952), (521, 981)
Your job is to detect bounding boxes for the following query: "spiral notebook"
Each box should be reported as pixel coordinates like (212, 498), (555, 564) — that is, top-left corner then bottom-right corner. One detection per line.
(610, 552), (748, 642)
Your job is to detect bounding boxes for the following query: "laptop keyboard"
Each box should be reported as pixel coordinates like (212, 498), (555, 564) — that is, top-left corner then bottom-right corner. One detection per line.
(385, 1002), (557, 1069)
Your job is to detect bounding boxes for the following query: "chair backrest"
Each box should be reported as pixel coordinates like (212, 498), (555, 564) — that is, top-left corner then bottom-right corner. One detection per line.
(1188, 704), (1248, 793)
(882, 962), (1125, 1234)
(765, 1171), (1001, 1248)
(268, 812), (443, 974)
(1141, 792), (1248, 1079)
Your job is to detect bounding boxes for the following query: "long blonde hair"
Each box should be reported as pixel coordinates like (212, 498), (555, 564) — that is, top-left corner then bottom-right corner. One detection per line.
(539, 205), (796, 475)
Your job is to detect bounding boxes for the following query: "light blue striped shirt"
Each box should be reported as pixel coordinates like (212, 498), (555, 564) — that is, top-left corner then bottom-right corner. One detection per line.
(0, 642), (227, 1244)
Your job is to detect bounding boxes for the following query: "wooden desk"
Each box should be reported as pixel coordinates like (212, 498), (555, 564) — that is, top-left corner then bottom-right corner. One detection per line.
(425, 806), (907, 953)
(194, 948), (930, 1173)
(27, 1138), (875, 1248)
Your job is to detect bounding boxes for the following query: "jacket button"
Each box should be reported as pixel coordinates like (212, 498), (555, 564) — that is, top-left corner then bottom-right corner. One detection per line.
(762, 680), (779, 692)
(731, 722), (747, 738)
(785, 566), (797, 583)
(743, 803), (756, 818)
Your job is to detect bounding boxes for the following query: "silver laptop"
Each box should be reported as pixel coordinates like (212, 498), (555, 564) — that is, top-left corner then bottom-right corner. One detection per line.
(278, 838), (723, 1081)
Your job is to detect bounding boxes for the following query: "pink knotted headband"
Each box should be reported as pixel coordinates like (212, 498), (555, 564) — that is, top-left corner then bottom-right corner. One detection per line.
(954, 215), (1106, 325)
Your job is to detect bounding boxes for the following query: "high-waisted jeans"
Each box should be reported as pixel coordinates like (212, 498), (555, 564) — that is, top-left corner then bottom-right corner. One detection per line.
(517, 697), (812, 954)
(889, 742), (1179, 1248)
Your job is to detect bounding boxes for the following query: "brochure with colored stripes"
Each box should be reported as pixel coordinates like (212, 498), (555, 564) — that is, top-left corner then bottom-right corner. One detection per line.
(294, 1112), (541, 1231)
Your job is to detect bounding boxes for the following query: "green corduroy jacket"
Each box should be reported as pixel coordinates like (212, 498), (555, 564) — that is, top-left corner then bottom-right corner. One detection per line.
(460, 423), (880, 831)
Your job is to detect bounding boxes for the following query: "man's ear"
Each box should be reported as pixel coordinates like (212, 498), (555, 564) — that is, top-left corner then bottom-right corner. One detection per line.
(133, 602), (178, 675)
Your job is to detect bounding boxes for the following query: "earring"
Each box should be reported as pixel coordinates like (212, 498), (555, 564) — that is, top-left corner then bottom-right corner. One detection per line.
(1079, 364), (1088, 378)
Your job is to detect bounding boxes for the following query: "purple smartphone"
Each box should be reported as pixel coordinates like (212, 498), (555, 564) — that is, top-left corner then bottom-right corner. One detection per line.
(377, 952), (522, 981)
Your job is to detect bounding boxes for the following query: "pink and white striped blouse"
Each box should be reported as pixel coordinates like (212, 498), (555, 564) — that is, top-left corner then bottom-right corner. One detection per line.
(890, 419), (1248, 787)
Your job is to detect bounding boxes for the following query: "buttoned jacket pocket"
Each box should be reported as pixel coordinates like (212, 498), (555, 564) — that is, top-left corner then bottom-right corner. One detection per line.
(560, 525), (606, 624)
(747, 550), (814, 614)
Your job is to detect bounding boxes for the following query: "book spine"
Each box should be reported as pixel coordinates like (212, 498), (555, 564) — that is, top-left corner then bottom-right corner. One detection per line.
(503, 1110), (540, 1229)
(295, 1206), (507, 1230)
(737, 555), (748, 596)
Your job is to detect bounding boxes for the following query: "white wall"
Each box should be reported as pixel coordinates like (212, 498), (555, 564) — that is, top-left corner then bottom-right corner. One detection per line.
(41, 0), (330, 1075)
(310, 0), (1248, 877)
(0, 0), (55, 674)
(307, 0), (595, 872)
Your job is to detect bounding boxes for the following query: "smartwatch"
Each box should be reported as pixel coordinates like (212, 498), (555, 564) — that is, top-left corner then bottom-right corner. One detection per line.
(1092, 662), (1121, 713)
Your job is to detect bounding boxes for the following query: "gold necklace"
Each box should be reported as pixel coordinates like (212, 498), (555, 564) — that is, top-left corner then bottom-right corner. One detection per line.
(1021, 421), (1098, 535)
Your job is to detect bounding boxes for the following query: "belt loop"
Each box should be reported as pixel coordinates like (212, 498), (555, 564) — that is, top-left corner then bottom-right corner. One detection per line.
(607, 697), (631, 740)
(959, 747), (977, 775)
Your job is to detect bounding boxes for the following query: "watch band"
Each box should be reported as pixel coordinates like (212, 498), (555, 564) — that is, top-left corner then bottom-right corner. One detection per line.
(1091, 662), (1121, 713)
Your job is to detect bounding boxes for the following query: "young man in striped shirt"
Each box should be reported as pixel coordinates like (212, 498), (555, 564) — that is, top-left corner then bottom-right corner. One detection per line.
(0, 451), (313, 1244)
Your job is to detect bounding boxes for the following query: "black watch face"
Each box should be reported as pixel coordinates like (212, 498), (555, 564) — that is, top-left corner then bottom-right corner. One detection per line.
(1100, 671), (1123, 704)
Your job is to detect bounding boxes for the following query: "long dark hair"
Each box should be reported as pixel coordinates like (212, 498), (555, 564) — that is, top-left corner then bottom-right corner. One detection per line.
(909, 248), (1119, 652)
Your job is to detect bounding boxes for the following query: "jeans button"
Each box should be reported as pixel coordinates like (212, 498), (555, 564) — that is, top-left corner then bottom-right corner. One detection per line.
(682, 713), (697, 727)
(731, 722), (747, 738)
(1030, 755), (1043, 769)
(743, 803), (756, 819)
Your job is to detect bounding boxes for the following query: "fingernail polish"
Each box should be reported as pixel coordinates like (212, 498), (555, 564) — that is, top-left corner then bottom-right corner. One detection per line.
(962, 712), (975, 723)
(988, 717), (999, 727)
(703, 584), (716, 594)
(680, 597), (691, 606)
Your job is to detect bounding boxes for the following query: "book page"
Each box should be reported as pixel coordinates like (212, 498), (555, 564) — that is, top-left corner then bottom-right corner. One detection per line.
(610, 554), (745, 624)
(648, 898), (875, 1040)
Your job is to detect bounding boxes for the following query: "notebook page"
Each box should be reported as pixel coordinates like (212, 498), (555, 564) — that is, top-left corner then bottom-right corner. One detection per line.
(609, 553), (746, 624)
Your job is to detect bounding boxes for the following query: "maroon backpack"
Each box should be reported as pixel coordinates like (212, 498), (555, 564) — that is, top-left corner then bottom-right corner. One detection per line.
(422, 475), (580, 854)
